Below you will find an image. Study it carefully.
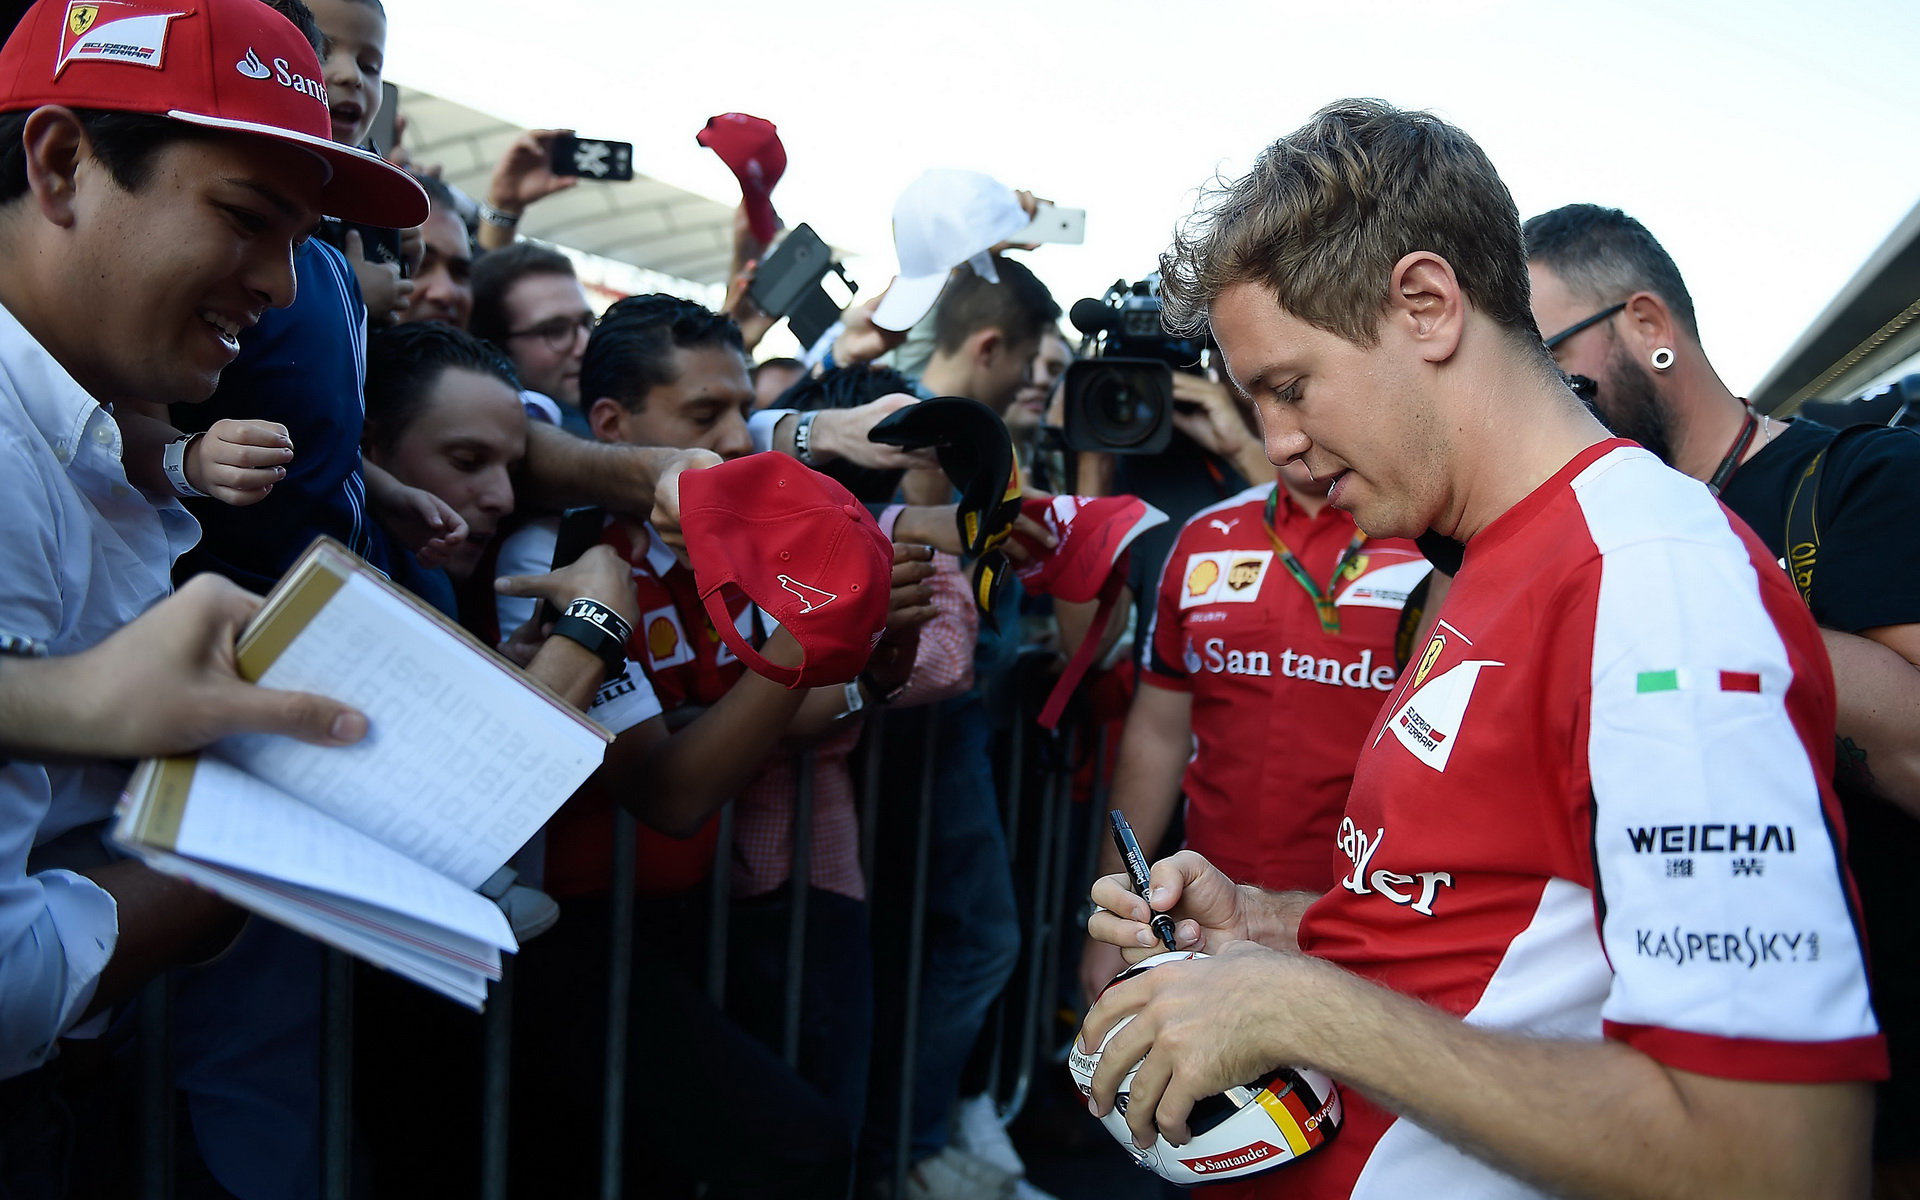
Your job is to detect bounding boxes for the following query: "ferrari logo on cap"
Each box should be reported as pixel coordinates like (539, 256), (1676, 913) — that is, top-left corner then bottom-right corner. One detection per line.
(777, 575), (836, 614)
(57, 0), (185, 77)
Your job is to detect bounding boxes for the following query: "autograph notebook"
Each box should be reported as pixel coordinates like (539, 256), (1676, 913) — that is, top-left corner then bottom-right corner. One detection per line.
(115, 538), (610, 1007)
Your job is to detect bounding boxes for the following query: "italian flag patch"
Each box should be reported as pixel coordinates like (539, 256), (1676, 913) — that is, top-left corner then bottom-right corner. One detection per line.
(1635, 669), (1762, 694)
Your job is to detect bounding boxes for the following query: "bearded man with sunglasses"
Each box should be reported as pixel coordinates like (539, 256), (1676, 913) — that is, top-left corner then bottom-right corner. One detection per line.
(1528, 203), (1920, 1190)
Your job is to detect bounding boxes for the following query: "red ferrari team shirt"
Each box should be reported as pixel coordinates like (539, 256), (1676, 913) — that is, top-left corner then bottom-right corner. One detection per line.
(1142, 483), (1428, 891)
(1269, 441), (1885, 1198)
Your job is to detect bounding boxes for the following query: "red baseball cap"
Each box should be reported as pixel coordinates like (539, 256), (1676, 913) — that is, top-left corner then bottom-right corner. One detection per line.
(0, 0), (428, 227)
(1013, 494), (1166, 603)
(696, 112), (785, 244)
(680, 453), (892, 689)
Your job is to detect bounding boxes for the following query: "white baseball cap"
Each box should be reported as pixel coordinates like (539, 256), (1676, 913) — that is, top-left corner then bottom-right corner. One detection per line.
(871, 169), (1033, 333)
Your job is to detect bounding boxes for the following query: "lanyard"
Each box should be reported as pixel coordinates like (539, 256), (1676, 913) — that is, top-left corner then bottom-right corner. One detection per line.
(1705, 405), (1760, 496)
(1263, 489), (1368, 636)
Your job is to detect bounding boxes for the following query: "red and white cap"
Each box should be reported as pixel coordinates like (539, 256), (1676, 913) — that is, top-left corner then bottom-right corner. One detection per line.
(871, 168), (1031, 333)
(0, 0), (428, 227)
(680, 453), (894, 689)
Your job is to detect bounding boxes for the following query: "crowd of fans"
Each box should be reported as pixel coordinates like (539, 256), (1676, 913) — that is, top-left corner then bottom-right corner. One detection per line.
(0, 0), (1915, 1199)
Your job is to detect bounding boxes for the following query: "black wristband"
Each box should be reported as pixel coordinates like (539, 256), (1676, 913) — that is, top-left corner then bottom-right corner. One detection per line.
(562, 597), (633, 646)
(553, 598), (631, 679)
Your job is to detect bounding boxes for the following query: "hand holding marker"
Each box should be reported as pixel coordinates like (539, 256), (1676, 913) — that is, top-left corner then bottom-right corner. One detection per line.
(1109, 810), (1177, 952)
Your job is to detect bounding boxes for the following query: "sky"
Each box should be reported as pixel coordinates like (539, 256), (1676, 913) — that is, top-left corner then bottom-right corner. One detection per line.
(391, 0), (1920, 395)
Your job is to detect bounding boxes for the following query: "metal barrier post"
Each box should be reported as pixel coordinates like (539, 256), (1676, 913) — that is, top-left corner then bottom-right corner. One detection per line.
(1035, 726), (1103, 1067)
(980, 711), (1026, 1104)
(782, 749), (815, 1067)
(891, 717), (942, 1200)
(599, 807), (639, 1200)
(858, 709), (887, 892)
(1005, 725), (1073, 1119)
(320, 948), (352, 1200)
(479, 958), (514, 1200)
(706, 802), (735, 1005)
(138, 977), (173, 1200)
(1082, 724), (1115, 902)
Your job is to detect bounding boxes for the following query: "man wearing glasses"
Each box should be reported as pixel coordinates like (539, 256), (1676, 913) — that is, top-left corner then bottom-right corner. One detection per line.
(1528, 202), (1920, 1191)
(471, 241), (597, 436)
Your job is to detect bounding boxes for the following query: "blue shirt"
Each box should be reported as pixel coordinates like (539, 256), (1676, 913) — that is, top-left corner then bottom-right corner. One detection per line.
(175, 239), (395, 592)
(0, 299), (198, 1079)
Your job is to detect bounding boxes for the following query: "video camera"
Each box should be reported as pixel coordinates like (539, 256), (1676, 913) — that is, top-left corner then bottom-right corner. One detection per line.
(1060, 275), (1209, 455)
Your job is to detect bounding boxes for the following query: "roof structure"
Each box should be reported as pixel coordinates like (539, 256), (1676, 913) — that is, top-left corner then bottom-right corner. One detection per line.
(1754, 196), (1920, 412)
(393, 83), (740, 290)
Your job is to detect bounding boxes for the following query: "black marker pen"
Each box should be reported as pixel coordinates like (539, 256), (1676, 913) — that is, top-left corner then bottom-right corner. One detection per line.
(1109, 810), (1177, 952)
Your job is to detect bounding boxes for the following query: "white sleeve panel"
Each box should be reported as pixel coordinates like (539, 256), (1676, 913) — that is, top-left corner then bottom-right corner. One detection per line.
(1575, 454), (1876, 1048)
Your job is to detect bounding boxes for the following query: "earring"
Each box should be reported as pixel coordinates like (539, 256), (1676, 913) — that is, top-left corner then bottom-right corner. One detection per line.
(1650, 347), (1675, 371)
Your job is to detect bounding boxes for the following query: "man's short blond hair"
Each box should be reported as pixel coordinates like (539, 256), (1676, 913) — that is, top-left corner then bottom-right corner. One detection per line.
(1159, 98), (1542, 350)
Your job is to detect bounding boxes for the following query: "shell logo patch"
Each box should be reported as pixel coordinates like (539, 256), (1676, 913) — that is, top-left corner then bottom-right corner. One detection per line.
(1186, 559), (1220, 598)
(1180, 550), (1274, 608)
(642, 605), (693, 669)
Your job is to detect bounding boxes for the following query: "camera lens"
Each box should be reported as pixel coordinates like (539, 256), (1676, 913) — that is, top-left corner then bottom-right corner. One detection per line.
(1081, 364), (1170, 449)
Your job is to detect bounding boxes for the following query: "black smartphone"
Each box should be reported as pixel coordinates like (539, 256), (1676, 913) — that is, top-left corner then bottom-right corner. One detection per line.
(538, 506), (611, 628)
(748, 223), (832, 318)
(549, 134), (634, 181)
(370, 80), (398, 160)
(747, 224), (858, 350)
(317, 217), (404, 274)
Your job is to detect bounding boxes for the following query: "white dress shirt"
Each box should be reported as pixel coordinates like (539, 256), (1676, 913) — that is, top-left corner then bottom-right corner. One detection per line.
(0, 299), (198, 1079)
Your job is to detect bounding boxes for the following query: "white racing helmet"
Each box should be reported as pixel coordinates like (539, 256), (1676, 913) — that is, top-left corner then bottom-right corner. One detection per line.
(1068, 951), (1342, 1185)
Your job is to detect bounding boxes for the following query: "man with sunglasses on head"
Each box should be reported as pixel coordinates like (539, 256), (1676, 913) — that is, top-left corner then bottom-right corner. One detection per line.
(1527, 203), (1920, 1191)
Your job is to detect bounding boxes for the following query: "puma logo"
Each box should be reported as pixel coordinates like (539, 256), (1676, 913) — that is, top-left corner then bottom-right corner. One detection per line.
(1209, 518), (1238, 535)
(777, 574), (836, 614)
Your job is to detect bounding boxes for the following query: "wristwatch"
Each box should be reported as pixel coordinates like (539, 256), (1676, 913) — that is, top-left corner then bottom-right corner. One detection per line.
(792, 410), (822, 466)
(477, 200), (521, 229)
(0, 633), (46, 658)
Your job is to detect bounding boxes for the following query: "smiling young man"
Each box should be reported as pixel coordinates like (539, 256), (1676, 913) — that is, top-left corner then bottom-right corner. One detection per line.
(0, 0), (424, 1180)
(1079, 99), (1881, 1200)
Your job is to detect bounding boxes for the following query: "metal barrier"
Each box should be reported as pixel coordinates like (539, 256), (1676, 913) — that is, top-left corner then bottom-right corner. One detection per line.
(129, 653), (1112, 1198)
